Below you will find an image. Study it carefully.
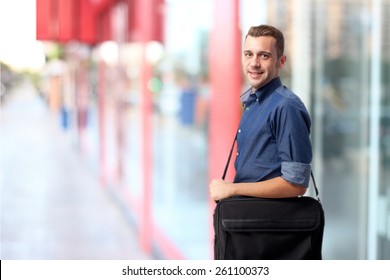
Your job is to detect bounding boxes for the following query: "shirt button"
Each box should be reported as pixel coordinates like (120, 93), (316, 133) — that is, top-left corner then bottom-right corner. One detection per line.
(238, 129), (241, 133)
(236, 152), (239, 156)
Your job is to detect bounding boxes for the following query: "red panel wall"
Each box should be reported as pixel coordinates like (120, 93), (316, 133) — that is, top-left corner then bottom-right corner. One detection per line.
(128, 0), (164, 42)
(36, 0), (55, 40)
(37, 0), (97, 44)
(152, 0), (164, 42)
(208, 0), (241, 257)
(58, 0), (76, 42)
(36, 0), (163, 44)
(79, 0), (97, 44)
(127, 0), (137, 40)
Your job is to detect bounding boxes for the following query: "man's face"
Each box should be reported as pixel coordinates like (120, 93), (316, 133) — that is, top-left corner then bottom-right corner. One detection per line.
(242, 35), (286, 91)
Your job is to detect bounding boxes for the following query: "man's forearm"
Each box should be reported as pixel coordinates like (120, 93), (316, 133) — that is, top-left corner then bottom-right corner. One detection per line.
(231, 177), (306, 198)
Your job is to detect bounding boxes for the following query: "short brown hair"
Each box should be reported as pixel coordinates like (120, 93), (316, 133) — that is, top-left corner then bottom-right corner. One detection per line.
(245, 25), (285, 58)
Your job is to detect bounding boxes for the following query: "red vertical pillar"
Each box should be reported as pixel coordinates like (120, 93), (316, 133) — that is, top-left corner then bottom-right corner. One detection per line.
(209, 0), (241, 258)
(137, 0), (155, 254)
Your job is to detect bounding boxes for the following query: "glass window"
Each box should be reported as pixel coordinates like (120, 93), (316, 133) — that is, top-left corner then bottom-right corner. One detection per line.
(151, 0), (212, 259)
(377, 0), (390, 259)
(312, 0), (371, 259)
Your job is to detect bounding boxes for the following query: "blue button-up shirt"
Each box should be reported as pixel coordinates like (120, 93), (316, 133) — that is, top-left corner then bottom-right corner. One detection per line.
(234, 77), (312, 187)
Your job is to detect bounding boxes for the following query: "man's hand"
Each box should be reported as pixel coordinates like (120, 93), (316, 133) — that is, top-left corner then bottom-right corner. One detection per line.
(209, 179), (233, 201)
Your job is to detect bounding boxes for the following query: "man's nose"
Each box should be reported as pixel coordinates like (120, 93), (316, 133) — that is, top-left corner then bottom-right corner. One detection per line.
(251, 56), (261, 67)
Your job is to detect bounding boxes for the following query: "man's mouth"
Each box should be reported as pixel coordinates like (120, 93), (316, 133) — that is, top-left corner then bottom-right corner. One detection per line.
(248, 70), (263, 77)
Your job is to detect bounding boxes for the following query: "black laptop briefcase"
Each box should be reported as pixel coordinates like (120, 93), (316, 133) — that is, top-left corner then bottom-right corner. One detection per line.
(213, 195), (325, 259)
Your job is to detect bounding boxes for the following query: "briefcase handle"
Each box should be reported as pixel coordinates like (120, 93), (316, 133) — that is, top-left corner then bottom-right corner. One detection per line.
(222, 132), (321, 202)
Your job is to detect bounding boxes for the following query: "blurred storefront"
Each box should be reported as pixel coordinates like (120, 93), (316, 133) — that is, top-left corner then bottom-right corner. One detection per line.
(36, 0), (390, 259)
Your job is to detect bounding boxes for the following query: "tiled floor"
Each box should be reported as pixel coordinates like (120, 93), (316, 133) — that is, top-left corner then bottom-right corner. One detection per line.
(0, 79), (150, 260)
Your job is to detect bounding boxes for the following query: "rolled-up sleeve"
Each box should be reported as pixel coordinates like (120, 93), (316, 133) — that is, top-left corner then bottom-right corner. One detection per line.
(272, 97), (312, 187)
(281, 161), (311, 187)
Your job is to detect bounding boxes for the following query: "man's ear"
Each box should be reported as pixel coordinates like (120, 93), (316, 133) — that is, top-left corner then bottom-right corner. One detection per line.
(279, 55), (287, 69)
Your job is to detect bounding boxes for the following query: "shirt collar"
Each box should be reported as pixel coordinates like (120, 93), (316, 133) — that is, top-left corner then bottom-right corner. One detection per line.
(240, 77), (282, 104)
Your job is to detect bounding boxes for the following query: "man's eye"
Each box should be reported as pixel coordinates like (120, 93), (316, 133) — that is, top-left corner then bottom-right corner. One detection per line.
(244, 53), (252, 57)
(261, 54), (270, 59)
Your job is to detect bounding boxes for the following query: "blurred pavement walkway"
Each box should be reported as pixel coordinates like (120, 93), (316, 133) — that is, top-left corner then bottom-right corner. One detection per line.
(0, 78), (150, 259)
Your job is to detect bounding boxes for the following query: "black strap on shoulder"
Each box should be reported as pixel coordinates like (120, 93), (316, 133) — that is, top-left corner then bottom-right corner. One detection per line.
(222, 133), (237, 181)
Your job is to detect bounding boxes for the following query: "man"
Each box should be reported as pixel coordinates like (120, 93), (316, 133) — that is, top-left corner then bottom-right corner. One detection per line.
(209, 25), (312, 201)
